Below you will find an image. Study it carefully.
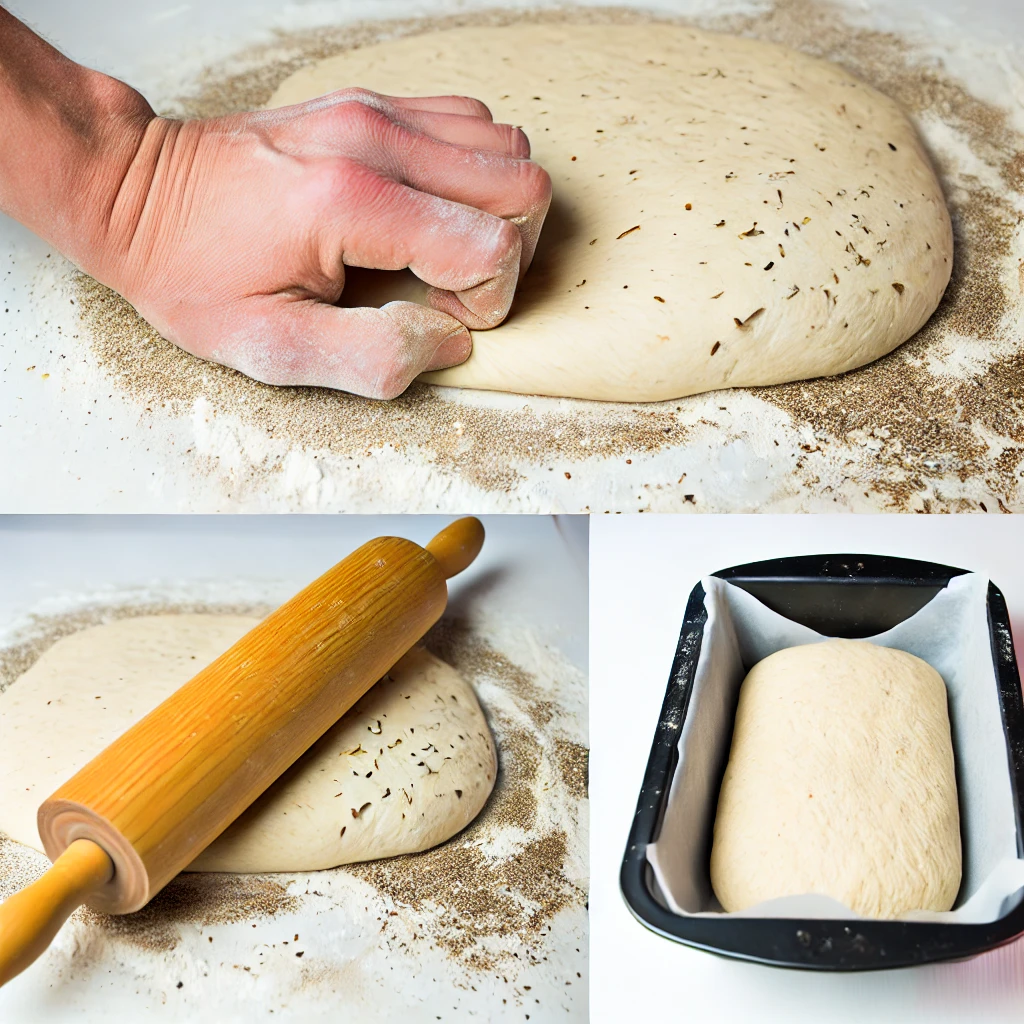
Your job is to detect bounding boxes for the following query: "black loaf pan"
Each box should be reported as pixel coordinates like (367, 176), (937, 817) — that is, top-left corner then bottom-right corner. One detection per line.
(619, 553), (1024, 970)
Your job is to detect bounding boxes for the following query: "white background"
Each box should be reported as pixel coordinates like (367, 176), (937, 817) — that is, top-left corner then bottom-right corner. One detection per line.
(0, 513), (589, 671)
(590, 514), (1024, 1024)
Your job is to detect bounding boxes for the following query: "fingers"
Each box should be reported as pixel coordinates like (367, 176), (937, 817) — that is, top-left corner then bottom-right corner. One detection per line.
(266, 87), (490, 121)
(385, 300), (473, 371)
(282, 94), (527, 161)
(387, 94), (494, 120)
(426, 236), (522, 330)
(270, 93), (552, 327)
(325, 163), (524, 329)
(394, 108), (530, 158)
(319, 103), (551, 276)
(219, 297), (471, 399)
(381, 129), (552, 271)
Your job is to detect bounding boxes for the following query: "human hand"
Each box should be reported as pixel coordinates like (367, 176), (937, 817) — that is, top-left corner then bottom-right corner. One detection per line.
(87, 89), (551, 398)
(0, 11), (552, 400)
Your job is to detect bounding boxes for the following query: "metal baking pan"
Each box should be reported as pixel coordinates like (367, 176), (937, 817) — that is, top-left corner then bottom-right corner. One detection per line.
(619, 553), (1024, 970)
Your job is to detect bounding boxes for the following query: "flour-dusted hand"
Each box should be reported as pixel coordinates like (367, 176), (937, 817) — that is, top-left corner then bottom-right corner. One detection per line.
(87, 91), (551, 398)
(0, 11), (551, 399)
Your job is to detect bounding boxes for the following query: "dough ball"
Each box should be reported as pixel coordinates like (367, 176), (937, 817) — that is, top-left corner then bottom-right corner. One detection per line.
(710, 639), (961, 918)
(193, 645), (496, 871)
(269, 24), (952, 402)
(0, 616), (496, 873)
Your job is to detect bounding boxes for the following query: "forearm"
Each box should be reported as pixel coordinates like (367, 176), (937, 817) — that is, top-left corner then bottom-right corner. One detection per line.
(0, 7), (156, 273)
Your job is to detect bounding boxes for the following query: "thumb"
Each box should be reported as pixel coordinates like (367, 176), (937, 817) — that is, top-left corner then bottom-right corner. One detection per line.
(219, 298), (471, 400)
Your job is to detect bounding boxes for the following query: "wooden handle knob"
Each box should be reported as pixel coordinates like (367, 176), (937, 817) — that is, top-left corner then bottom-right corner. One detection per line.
(426, 517), (485, 579)
(0, 839), (112, 987)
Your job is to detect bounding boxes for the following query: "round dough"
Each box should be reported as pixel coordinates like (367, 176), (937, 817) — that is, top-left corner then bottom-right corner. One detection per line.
(0, 616), (496, 872)
(269, 23), (952, 402)
(193, 644), (496, 871)
(710, 639), (961, 918)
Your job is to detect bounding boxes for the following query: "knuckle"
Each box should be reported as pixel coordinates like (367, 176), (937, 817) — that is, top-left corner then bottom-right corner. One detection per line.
(307, 156), (342, 194)
(336, 97), (393, 139)
(493, 216), (522, 255)
(367, 355), (416, 399)
(339, 100), (413, 171)
(333, 87), (385, 107)
(299, 157), (350, 210)
(328, 156), (387, 206)
(518, 159), (552, 206)
(459, 96), (493, 120)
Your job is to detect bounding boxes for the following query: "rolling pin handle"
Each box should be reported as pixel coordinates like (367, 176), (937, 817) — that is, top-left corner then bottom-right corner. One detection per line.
(425, 517), (485, 579)
(0, 838), (112, 987)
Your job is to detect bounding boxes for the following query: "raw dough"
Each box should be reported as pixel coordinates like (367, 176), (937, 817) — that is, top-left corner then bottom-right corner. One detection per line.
(269, 23), (952, 402)
(0, 615), (496, 872)
(710, 639), (961, 918)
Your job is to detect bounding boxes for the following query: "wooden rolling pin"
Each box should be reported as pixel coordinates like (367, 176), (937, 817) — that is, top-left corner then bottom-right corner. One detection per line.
(0, 517), (485, 987)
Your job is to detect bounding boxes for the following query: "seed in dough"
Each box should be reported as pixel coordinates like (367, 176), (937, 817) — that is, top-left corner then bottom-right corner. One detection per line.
(710, 639), (961, 918)
(0, 615), (496, 873)
(269, 23), (952, 402)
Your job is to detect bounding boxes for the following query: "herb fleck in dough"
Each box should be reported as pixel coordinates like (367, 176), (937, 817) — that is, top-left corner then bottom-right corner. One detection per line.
(0, 616), (496, 872)
(269, 24), (952, 402)
(711, 639), (961, 918)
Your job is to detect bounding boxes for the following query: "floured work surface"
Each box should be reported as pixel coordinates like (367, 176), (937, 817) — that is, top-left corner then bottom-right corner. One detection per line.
(36, 0), (1024, 510)
(0, 600), (588, 1021)
(270, 23), (953, 402)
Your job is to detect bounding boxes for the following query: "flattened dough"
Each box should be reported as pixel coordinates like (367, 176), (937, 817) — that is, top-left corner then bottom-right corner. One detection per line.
(269, 23), (952, 402)
(0, 615), (496, 872)
(710, 639), (961, 918)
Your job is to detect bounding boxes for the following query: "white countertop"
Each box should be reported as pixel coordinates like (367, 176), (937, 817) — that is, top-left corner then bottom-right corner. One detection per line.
(2, 0), (1023, 513)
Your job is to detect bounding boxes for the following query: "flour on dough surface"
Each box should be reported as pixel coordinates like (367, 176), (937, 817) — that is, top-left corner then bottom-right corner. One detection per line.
(710, 639), (961, 918)
(0, 615), (496, 872)
(269, 23), (952, 402)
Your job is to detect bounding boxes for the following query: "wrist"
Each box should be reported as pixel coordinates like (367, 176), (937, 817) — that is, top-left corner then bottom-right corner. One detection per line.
(0, 53), (156, 278)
